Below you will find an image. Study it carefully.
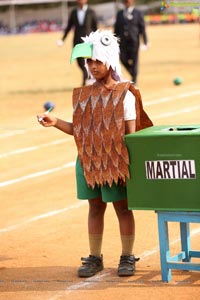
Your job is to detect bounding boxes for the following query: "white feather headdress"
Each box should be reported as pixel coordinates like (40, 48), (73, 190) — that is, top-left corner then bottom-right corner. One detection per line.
(71, 30), (122, 81)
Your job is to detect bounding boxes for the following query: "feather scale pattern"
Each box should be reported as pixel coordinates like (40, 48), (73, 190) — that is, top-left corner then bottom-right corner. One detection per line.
(72, 82), (131, 188)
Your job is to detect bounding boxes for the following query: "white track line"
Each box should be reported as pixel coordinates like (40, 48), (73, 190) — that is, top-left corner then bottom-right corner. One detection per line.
(152, 104), (200, 120)
(66, 271), (111, 292)
(138, 226), (200, 261)
(0, 127), (43, 139)
(0, 118), (72, 139)
(0, 202), (86, 234)
(48, 272), (111, 300)
(0, 129), (28, 138)
(0, 138), (72, 159)
(144, 90), (200, 106)
(0, 161), (75, 188)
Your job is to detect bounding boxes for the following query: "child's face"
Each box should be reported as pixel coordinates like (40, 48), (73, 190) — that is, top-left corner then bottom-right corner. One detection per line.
(86, 59), (110, 81)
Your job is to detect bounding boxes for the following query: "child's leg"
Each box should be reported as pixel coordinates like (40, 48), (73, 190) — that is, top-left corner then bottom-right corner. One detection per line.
(78, 197), (106, 277)
(88, 197), (107, 256)
(113, 198), (139, 276)
(113, 198), (135, 255)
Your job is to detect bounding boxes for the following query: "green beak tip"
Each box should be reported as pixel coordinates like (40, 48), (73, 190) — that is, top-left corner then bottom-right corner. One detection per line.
(70, 42), (93, 63)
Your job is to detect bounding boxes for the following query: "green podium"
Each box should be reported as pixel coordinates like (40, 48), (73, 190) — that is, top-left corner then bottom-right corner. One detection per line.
(125, 125), (200, 211)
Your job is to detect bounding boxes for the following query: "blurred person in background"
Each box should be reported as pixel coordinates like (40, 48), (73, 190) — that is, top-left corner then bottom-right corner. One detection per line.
(114, 0), (148, 85)
(57, 0), (97, 86)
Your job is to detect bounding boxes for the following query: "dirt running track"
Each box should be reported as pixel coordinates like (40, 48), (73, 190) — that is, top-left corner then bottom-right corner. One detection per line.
(0, 24), (200, 300)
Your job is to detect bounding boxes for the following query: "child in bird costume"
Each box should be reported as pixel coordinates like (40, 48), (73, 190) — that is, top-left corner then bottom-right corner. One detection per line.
(37, 30), (153, 277)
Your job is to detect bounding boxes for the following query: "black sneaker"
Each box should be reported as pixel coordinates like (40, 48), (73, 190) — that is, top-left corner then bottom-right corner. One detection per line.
(117, 255), (140, 276)
(78, 255), (104, 277)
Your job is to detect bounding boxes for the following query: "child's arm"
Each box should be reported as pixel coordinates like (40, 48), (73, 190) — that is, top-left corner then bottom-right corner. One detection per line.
(54, 118), (73, 135)
(37, 114), (73, 136)
(125, 120), (136, 134)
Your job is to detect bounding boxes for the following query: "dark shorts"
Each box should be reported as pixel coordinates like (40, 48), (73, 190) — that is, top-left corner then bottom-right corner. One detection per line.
(75, 159), (127, 203)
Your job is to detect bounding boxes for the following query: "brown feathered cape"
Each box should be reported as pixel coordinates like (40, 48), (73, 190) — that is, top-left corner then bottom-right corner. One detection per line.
(72, 81), (153, 188)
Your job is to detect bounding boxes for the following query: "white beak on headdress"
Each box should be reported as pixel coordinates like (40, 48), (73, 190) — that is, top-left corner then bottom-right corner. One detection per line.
(70, 30), (122, 81)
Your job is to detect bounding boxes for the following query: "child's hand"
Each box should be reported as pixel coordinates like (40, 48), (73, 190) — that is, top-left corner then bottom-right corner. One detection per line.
(37, 114), (57, 127)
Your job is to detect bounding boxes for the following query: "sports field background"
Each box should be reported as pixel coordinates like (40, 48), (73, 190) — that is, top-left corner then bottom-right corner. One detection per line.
(0, 23), (200, 300)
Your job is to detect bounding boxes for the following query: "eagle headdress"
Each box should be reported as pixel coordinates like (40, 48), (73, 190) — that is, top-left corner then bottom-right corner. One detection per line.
(70, 30), (122, 81)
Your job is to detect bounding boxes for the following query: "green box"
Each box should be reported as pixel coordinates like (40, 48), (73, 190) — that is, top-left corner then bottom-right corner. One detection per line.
(125, 125), (200, 211)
